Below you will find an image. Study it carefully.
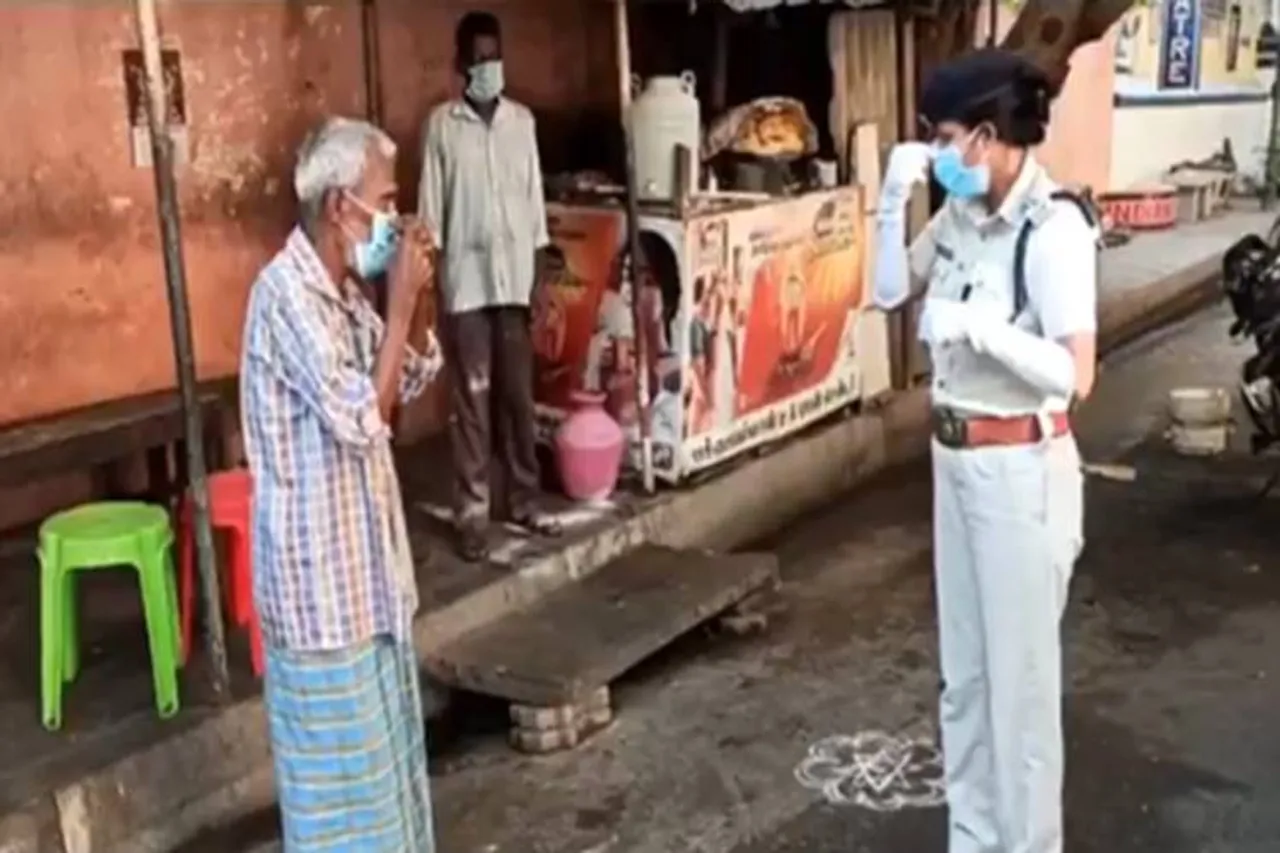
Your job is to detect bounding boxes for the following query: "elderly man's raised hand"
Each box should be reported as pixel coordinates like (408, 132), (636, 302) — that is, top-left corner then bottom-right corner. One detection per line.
(387, 218), (434, 327)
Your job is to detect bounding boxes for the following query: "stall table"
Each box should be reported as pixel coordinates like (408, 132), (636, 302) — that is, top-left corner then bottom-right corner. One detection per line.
(531, 185), (892, 485)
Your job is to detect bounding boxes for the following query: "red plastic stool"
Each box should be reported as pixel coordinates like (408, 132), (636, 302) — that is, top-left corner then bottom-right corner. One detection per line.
(178, 468), (263, 677)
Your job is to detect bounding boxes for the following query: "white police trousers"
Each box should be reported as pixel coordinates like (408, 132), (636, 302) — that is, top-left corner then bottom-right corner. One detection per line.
(932, 434), (1083, 853)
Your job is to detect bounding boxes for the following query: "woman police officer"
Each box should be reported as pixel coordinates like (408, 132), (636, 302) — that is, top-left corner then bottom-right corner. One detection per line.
(873, 49), (1099, 853)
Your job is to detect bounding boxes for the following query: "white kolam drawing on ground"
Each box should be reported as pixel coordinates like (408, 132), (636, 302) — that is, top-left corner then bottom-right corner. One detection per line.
(793, 731), (947, 811)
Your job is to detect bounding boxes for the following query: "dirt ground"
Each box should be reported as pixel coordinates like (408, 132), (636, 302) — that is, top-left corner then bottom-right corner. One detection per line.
(192, 303), (1280, 853)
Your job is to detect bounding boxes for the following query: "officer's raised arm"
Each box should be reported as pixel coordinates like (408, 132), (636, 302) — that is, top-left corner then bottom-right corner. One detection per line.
(872, 142), (934, 310)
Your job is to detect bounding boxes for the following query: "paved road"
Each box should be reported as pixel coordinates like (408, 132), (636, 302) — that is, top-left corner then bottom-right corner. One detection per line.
(725, 306), (1280, 853)
(189, 304), (1280, 853)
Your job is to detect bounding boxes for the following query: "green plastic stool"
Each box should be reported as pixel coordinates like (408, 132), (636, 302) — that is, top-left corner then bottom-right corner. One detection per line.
(38, 501), (182, 731)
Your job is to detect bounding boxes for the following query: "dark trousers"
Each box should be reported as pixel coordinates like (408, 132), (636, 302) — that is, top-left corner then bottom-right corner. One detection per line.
(443, 306), (540, 533)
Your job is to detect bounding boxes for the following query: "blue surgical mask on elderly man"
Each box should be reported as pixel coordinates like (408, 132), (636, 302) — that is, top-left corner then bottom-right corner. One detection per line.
(466, 60), (505, 103)
(343, 192), (400, 280)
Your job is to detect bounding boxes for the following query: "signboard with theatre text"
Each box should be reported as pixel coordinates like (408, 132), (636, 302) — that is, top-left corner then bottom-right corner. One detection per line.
(1159, 0), (1204, 90)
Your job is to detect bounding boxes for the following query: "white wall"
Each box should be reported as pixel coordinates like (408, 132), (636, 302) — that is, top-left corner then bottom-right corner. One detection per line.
(1110, 96), (1273, 189)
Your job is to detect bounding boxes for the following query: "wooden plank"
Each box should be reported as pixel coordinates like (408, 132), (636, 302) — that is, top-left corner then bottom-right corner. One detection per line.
(829, 9), (899, 182)
(854, 122), (882, 214)
(897, 13), (917, 144)
(426, 546), (779, 707)
(0, 378), (237, 485)
(828, 11), (851, 173)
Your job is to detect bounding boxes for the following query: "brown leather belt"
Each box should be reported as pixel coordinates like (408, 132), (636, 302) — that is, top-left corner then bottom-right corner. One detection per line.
(932, 408), (1071, 449)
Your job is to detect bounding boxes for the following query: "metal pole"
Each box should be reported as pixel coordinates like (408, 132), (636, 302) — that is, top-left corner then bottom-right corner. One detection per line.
(1265, 70), (1280, 212)
(133, 0), (230, 701)
(615, 0), (656, 494)
(360, 0), (384, 125)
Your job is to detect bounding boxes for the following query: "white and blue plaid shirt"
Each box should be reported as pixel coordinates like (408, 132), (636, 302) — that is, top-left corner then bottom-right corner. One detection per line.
(240, 228), (442, 651)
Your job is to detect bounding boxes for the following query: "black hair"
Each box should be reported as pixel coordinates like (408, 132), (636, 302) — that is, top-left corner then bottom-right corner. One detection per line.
(919, 48), (1053, 148)
(636, 229), (680, 338)
(661, 364), (681, 395)
(455, 11), (501, 66)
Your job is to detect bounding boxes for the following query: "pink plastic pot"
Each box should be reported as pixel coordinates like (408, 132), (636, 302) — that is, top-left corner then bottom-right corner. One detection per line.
(555, 389), (626, 502)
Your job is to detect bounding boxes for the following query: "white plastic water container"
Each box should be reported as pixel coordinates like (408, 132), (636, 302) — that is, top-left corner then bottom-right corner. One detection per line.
(629, 73), (700, 202)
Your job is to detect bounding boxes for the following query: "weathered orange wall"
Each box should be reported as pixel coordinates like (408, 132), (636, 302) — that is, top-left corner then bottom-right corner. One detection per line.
(0, 5), (371, 429)
(0, 0), (617, 431)
(0, 0), (616, 529)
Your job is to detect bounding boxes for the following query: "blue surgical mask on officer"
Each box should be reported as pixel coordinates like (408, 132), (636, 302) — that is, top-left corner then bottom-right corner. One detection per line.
(466, 60), (505, 103)
(932, 129), (991, 199)
(343, 192), (400, 280)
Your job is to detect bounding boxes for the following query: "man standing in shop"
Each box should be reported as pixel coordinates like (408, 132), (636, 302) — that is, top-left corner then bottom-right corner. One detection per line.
(420, 10), (561, 562)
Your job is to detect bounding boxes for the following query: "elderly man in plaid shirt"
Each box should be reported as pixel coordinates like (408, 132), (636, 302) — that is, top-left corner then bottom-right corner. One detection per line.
(240, 117), (441, 852)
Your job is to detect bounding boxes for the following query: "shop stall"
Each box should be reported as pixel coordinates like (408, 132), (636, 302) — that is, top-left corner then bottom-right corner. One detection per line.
(530, 86), (892, 484)
(529, 0), (897, 487)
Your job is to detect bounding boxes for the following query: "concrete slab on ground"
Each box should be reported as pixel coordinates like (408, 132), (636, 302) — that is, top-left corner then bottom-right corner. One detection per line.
(427, 546), (779, 708)
(0, 207), (1269, 853)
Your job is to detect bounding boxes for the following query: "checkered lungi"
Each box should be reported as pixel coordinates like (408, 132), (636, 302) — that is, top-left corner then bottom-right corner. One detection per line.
(264, 635), (435, 852)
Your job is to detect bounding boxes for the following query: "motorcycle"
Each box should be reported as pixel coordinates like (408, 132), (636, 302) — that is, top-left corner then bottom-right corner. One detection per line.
(1222, 233), (1280, 453)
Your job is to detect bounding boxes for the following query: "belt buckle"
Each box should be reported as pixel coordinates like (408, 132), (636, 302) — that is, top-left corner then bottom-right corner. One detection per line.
(933, 408), (968, 449)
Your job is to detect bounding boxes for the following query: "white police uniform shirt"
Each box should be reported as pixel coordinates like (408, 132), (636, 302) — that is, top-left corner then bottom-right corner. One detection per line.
(908, 155), (1098, 418)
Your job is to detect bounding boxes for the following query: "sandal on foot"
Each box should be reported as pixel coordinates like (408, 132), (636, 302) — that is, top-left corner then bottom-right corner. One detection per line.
(456, 527), (489, 562)
(510, 511), (563, 537)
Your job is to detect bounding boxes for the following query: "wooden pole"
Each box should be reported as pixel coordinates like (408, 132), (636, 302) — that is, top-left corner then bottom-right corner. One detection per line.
(615, 0), (656, 494)
(132, 0), (230, 701)
(360, 0), (384, 124)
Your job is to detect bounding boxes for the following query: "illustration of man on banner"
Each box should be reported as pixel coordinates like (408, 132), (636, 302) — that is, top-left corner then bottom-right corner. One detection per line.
(727, 246), (750, 409)
(779, 264), (807, 365)
(531, 246), (574, 403)
(710, 275), (739, 429)
(648, 352), (684, 449)
(533, 247), (569, 363)
(583, 230), (673, 428)
(690, 271), (739, 431)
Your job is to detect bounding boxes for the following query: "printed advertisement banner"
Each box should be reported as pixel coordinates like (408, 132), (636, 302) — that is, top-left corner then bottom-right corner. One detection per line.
(679, 189), (867, 472)
(533, 188), (868, 482)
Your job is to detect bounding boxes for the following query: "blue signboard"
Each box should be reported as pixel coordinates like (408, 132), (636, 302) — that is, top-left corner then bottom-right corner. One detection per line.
(1158, 0), (1203, 90)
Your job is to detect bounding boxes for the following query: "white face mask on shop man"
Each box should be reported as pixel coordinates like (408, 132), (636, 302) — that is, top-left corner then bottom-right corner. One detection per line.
(466, 60), (505, 102)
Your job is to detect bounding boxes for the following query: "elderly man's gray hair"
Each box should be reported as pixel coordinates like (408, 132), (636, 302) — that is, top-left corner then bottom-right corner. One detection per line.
(294, 117), (397, 228)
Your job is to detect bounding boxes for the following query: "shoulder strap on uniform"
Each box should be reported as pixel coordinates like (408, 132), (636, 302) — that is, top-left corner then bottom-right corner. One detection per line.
(1011, 189), (1099, 321)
